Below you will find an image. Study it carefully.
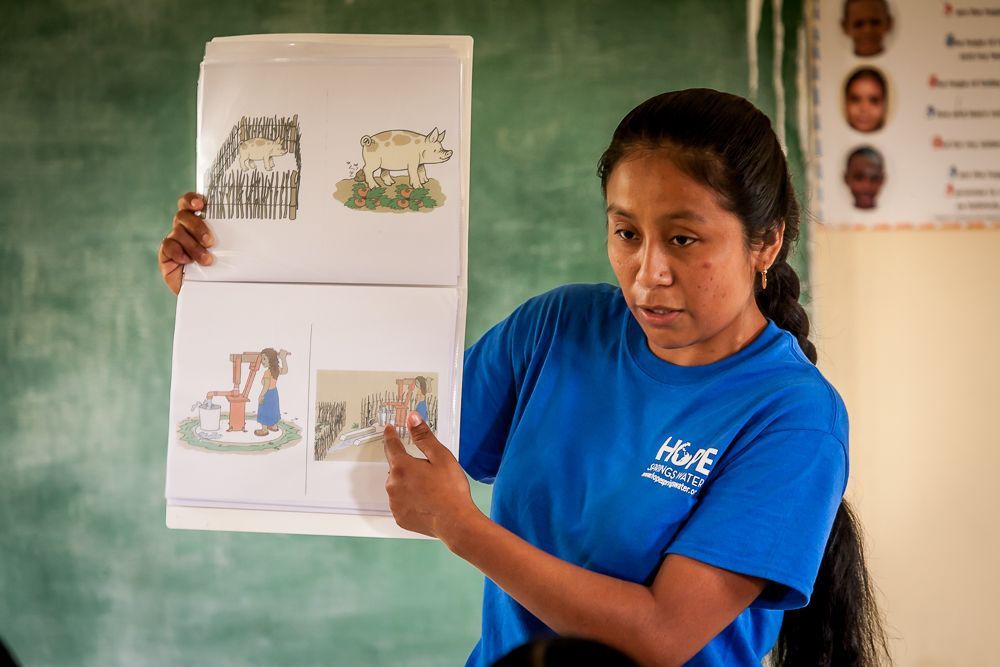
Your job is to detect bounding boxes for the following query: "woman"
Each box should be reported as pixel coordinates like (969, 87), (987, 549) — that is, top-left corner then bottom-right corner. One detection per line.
(412, 375), (429, 424)
(844, 67), (888, 133)
(160, 89), (887, 666)
(254, 347), (288, 437)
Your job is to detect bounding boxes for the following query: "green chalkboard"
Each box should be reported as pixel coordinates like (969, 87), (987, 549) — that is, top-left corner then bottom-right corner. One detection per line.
(0, 1), (805, 665)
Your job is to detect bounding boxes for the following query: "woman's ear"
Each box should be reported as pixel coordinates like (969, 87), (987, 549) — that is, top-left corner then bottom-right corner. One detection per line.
(756, 223), (785, 271)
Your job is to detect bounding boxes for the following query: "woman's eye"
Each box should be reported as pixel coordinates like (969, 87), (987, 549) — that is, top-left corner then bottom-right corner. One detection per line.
(614, 229), (637, 241)
(671, 235), (696, 247)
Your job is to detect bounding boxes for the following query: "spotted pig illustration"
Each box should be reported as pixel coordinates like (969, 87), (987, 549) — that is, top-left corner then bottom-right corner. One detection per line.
(355, 128), (452, 190)
(239, 137), (288, 171)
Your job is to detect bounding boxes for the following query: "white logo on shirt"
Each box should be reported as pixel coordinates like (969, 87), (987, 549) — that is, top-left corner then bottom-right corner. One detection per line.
(655, 436), (718, 475)
(641, 436), (719, 495)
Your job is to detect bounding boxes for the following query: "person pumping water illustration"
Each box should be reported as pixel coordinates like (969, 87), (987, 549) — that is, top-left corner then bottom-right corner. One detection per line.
(413, 375), (430, 424)
(255, 348), (289, 437)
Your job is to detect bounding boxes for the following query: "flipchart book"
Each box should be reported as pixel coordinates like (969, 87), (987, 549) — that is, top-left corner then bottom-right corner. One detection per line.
(165, 34), (472, 538)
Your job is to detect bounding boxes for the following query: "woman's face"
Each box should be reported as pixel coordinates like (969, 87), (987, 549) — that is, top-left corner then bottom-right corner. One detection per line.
(846, 76), (886, 132)
(605, 151), (779, 367)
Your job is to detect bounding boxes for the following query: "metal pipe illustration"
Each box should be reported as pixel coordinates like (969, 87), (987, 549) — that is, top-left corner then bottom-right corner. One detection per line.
(330, 429), (403, 453)
(345, 432), (385, 448)
(338, 425), (377, 442)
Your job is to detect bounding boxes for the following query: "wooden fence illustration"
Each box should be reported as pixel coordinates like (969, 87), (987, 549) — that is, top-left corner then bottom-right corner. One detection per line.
(315, 401), (347, 460)
(205, 114), (302, 221)
(206, 169), (300, 220)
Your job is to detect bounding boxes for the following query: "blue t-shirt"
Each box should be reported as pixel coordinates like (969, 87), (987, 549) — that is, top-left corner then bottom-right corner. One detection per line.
(459, 284), (848, 667)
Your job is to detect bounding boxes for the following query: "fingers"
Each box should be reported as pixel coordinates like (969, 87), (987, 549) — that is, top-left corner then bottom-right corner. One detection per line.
(159, 237), (190, 266)
(173, 208), (214, 249)
(159, 242), (185, 296)
(165, 223), (214, 266)
(383, 424), (410, 467)
(173, 191), (213, 251)
(177, 192), (206, 213)
(384, 417), (447, 467)
(406, 413), (448, 462)
(160, 192), (211, 295)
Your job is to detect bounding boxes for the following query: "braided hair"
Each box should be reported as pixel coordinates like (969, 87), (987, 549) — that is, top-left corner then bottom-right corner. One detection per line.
(597, 89), (889, 666)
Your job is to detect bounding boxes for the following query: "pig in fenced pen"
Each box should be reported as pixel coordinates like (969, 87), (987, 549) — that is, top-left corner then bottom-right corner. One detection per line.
(355, 127), (452, 190)
(239, 137), (288, 171)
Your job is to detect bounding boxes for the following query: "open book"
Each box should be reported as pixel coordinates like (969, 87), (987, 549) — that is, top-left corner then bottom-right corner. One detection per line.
(165, 34), (472, 538)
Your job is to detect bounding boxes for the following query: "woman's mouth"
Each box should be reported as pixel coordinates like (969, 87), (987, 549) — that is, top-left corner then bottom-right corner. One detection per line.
(637, 306), (683, 326)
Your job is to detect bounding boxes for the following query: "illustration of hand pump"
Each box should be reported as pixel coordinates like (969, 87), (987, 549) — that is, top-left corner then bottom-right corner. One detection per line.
(206, 352), (263, 432)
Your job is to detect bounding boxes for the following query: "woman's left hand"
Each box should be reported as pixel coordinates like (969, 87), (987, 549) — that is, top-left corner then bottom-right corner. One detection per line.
(383, 413), (482, 542)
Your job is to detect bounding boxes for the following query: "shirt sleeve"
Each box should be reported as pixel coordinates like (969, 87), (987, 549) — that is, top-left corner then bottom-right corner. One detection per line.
(459, 295), (549, 483)
(664, 429), (848, 610)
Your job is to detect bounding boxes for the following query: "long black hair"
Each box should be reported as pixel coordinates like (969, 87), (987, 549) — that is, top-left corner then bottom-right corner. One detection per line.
(597, 89), (890, 666)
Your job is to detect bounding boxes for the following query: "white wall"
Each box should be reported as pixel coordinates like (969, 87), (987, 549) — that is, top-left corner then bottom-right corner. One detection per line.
(811, 226), (1000, 666)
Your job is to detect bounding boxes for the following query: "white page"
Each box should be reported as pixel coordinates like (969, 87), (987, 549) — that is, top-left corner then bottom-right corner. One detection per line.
(166, 281), (459, 512)
(304, 290), (458, 511)
(187, 38), (466, 285)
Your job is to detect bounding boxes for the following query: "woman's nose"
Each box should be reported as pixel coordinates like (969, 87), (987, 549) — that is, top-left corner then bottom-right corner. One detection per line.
(635, 242), (673, 287)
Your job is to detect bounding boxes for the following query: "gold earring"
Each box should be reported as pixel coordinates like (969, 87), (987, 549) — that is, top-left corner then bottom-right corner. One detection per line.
(761, 269), (768, 290)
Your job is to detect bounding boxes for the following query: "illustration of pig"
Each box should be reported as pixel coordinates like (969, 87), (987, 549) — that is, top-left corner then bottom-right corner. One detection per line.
(239, 137), (287, 171)
(355, 128), (452, 190)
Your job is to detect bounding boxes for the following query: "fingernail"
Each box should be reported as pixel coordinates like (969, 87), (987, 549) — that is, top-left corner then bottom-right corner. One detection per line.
(407, 413), (422, 427)
(202, 253), (214, 265)
(192, 198), (203, 209)
(202, 232), (214, 246)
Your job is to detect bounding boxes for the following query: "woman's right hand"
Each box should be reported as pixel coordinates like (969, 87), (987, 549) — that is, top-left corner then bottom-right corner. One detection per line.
(159, 192), (215, 295)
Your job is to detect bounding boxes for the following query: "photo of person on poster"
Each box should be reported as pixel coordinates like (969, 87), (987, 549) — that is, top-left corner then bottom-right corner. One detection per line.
(844, 67), (888, 133)
(844, 146), (885, 210)
(841, 0), (894, 57)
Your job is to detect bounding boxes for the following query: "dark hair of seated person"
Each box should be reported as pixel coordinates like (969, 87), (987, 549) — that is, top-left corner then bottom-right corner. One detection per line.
(1, 636), (21, 667)
(491, 637), (638, 667)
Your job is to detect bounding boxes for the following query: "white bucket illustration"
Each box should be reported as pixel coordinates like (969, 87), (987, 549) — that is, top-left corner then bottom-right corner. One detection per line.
(198, 401), (222, 431)
(332, 403), (406, 451)
(376, 404), (395, 427)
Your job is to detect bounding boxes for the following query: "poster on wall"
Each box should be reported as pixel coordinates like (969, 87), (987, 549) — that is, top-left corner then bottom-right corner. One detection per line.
(165, 34), (473, 539)
(809, 0), (1000, 229)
